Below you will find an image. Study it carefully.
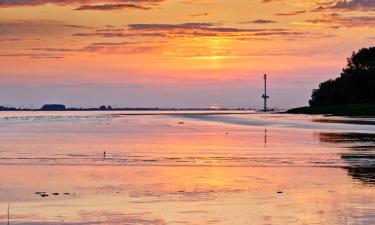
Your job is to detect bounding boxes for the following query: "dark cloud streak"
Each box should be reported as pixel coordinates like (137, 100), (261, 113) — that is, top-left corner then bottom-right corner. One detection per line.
(75, 3), (151, 11)
(333, 0), (375, 10)
(242, 19), (277, 24)
(313, 0), (375, 12)
(275, 10), (306, 16)
(303, 14), (375, 28)
(0, 0), (164, 11)
(0, 53), (63, 59)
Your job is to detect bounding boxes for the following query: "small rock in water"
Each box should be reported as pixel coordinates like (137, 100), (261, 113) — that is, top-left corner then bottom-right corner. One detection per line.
(63, 193), (70, 195)
(277, 191), (283, 194)
(52, 193), (59, 195)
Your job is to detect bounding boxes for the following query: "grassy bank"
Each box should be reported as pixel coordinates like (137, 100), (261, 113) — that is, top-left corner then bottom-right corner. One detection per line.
(287, 103), (375, 117)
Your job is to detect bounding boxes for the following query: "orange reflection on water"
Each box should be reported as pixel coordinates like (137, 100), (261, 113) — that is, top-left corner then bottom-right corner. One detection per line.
(0, 112), (375, 224)
(1, 165), (374, 225)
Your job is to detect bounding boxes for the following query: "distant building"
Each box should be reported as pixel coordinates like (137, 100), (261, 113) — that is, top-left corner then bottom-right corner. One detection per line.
(99, 105), (113, 110)
(99, 105), (107, 110)
(0, 106), (17, 111)
(41, 104), (66, 111)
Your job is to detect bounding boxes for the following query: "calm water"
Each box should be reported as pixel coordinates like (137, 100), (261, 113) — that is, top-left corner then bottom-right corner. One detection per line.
(0, 111), (374, 224)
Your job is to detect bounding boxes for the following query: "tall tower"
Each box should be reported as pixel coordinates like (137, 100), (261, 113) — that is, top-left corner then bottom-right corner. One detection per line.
(261, 74), (269, 111)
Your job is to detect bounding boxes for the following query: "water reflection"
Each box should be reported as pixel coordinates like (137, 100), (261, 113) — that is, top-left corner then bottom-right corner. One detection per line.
(318, 132), (375, 146)
(1, 112), (375, 224)
(264, 128), (268, 148)
(313, 118), (375, 126)
(346, 166), (375, 184)
(319, 132), (375, 185)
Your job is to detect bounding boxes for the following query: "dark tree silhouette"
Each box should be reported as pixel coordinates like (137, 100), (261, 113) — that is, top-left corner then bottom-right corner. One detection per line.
(309, 47), (375, 106)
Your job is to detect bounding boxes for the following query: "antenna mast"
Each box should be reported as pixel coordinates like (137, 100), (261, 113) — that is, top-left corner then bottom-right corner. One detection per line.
(261, 74), (269, 111)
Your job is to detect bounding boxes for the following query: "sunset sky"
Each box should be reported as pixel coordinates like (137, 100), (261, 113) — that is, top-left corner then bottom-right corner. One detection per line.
(0, 0), (374, 109)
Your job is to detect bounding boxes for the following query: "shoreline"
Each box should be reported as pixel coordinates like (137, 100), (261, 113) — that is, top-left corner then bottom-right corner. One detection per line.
(287, 103), (375, 117)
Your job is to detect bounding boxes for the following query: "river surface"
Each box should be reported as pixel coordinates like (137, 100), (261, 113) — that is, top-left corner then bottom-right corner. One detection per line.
(0, 111), (374, 224)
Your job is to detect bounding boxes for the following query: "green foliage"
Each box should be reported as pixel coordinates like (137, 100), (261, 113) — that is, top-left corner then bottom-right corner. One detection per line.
(309, 47), (375, 106)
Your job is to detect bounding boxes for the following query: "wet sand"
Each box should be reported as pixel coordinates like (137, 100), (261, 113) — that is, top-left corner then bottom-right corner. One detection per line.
(0, 111), (374, 224)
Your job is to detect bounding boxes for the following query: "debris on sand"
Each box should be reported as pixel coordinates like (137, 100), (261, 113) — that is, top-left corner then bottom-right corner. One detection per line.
(52, 193), (59, 196)
(35, 192), (49, 197)
(277, 191), (283, 194)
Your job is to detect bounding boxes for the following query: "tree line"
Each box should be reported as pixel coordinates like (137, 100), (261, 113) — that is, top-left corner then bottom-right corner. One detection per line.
(309, 47), (375, 106)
